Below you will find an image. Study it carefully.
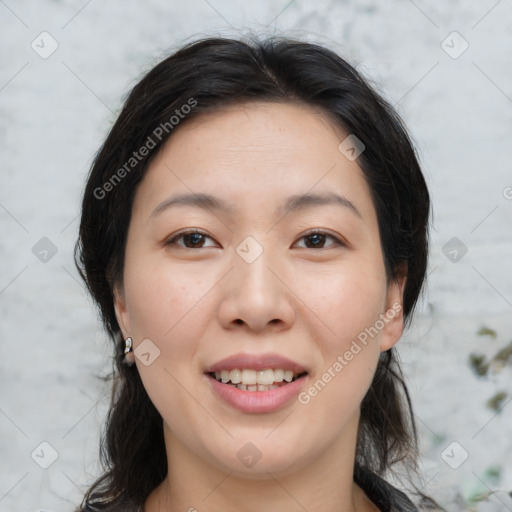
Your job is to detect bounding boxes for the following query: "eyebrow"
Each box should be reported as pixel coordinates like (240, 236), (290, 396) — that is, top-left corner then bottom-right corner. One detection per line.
(150, 191), (363, 220)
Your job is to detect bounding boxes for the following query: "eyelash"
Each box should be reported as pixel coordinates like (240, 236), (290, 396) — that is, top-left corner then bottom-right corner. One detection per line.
(165, 229), (345, 250)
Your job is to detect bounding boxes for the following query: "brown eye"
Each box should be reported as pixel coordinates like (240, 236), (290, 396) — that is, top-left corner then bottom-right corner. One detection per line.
(295, 231), (343, 249)
(166, 230), (217, 249)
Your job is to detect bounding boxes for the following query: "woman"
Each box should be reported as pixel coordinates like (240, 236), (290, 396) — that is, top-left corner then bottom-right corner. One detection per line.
(75, 36), (441, 511)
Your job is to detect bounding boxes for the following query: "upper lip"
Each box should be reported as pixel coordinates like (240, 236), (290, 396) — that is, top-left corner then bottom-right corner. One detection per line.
(205, 352), (308, 374)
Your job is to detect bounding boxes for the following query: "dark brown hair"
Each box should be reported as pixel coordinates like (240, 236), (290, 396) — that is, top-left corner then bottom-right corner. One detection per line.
(75, 35), (432, 510)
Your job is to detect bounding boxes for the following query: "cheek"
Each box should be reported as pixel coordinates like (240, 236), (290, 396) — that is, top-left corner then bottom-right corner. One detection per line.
(123, 255), (214, 340)
(298, 269), (384, 429)
(122, 257), (213, 423)
(302, 260), (387, 345)
(298, 258), (385, 406)
(122, 256), (216, 395)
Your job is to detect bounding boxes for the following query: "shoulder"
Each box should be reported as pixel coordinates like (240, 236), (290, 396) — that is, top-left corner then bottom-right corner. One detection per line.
(354, 465), (445, 512)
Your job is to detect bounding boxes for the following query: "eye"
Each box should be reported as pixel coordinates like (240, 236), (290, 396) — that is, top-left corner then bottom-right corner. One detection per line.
(165, 229), (344, 250)
(294, 230), (344, 249)
(165, 229), (218, 249)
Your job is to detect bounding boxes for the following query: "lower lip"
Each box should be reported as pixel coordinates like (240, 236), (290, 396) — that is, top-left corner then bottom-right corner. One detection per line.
(205, 374), (308, 413)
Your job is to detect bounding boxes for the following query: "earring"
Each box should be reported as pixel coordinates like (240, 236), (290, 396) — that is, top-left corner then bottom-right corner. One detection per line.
(122, 337), (135, 366)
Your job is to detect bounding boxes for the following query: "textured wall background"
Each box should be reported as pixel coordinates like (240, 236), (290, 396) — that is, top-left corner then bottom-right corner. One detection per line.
(1, 1), (511, 510)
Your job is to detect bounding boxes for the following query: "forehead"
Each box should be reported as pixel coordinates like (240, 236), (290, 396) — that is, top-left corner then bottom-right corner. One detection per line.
(134, 101), (377, 226)
(170, 101), (343, 160)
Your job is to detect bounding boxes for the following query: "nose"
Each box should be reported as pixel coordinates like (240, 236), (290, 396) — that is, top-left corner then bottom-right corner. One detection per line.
(217, 243), (296, 333)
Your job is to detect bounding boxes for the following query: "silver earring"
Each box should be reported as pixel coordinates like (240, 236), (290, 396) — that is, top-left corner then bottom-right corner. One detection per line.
(123, 337), (135, 366)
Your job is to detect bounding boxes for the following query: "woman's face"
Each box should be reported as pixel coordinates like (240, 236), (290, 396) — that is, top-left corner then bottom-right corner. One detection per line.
(115, 101), (406, 478)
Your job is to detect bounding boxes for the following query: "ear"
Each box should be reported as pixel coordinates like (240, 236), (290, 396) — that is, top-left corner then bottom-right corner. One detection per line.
(379, 263), (407, 352)
(113, 283), (132, 338)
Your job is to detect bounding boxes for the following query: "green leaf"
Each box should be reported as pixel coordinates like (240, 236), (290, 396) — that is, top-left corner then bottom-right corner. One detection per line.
(486, 391), (508, 412)
(477, 326), (497, 338)
(469, 353), (489, 377)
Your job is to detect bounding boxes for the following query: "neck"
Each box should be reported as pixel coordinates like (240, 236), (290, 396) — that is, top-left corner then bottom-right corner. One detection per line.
(145, 414), (377, 512)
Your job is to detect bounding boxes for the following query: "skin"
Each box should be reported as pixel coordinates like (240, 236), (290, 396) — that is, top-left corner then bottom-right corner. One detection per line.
(114, 101), (407, 512)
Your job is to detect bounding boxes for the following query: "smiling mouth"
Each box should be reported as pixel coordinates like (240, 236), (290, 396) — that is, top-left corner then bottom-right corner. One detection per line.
(207, 369), (308, 392)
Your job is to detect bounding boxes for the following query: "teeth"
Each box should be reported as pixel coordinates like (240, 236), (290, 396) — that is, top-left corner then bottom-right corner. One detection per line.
(283, 370), (294, 382)
(273, 368), (284, 381)
(212, 368), (304, 387)
(256, 369), (274, 385)
(237, 383), (280, 391)
(241, 369), (257, 385)
(230, 369), (242, 384)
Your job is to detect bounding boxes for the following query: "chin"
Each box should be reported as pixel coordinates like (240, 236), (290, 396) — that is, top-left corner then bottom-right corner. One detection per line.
(205, 443), (311, 479)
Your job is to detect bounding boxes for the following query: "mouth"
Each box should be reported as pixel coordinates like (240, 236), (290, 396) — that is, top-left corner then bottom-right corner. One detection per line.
(207, 368), (308, 392)
(204, 352), (309, 412)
